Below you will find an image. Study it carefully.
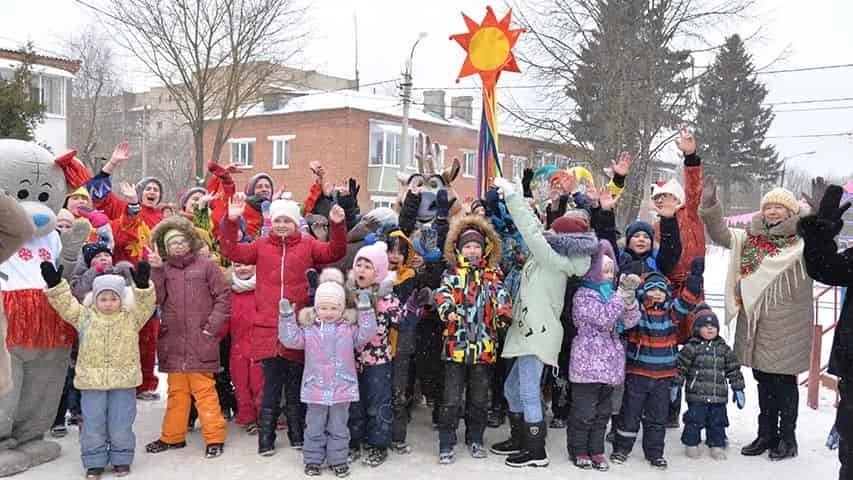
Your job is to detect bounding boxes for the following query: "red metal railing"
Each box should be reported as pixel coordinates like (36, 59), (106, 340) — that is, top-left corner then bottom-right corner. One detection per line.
(800, 285), (840, 409)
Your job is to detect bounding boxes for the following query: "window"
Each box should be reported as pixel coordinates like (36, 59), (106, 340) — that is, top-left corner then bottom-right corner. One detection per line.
(156, 121), (163, 130)
(229, 138), (255, 167)
(555, 154), (568, 168)
(435, 145), (447, 171)
(368, 123), (415, 166)
(370, 195), (397, 209)
(511, 155), (527, 181)
(29, 74), (65, 116)
(269, 135), (294, 169)
(462, 151), (476, 178)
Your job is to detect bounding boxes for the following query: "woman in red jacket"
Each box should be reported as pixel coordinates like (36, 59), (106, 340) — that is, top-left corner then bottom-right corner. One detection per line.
(218, 193), (348, 456)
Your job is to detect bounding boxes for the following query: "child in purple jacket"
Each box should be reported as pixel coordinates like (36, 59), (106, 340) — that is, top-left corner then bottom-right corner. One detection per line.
(279, 268), (378, 478)
(569, 240), (641, 471)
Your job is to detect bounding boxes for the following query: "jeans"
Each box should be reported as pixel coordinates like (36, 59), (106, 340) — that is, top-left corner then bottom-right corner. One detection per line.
(349, 363), (393, 449)
(681, 402), (728, 447)
(569, 383), (613, 457)
(304, 403), (350, 466)
(614, 374), (669, 460)
(261, 356), (305, 445)
(438, 362), (491, 451)
(503, 355), (544, 422)
(80, 389), (136, 469)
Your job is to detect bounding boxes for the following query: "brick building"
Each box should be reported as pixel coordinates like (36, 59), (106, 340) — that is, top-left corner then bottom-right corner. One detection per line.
(203, 88), (585, 209)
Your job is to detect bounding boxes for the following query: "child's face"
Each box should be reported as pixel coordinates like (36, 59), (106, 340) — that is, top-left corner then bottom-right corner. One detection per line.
(92, 252), (113, 269)
(272, 216), (297, 238)
(96, 290), (121, 314)
(184, 192), (204, 212)
(628, 232), (652, 255)
(234, 263), (255, 280)
(472, 205), (486, 216)
(700, 324), (718, 340)
(66, 195), (90, 215)
(316, 303), (344, 322)
(161, 207), (174, 217)
(167, 235), (190, 256)
(56, 220), (73, 234)
(645, 288), (666, 304)
(387, 246), (405, 268)
(461, 241), (483, 260)
(354, 258), (377, 288)
(601, 258), (615, 282)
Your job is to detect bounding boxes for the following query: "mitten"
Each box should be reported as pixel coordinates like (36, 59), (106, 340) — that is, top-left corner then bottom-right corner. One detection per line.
(306, 269), (319, 290)
(733, 390), (745, 410)
(685, 257), (705, 295)
(617, 274), (641, 308)
(279, 298), (294, 317)
(61, 220), (91, 263)
(670, 386), (680, 404)
(357, 292), (372, 310)
(77, 208), (110, 228)
(348, 178), (360, 198)
(436, 189), (453, 219)
(818, 185), (852, 222)
(414, 287), (432, 307)
(40, 262), (63, 288)
(522, 168), (534, 198)
(484, 188), (501, 217)
(131, 261), (151, 289)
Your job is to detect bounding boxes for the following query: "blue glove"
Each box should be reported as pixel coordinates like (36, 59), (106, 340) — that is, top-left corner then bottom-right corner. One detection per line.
(670, 386), (680, 404)
(733, 390), (745, 409)
(827, 423), (840, 450)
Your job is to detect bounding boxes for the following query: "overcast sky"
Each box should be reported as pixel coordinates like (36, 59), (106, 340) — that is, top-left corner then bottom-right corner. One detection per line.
(3, 0), (851, 177)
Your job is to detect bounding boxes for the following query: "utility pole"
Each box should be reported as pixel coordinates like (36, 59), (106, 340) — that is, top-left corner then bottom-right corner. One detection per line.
(141, 104), (148, 178)
(400, 33), (427, 168)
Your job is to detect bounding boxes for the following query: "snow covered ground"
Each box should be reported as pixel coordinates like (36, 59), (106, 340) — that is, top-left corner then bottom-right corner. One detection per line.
(16, 248), (843, 479)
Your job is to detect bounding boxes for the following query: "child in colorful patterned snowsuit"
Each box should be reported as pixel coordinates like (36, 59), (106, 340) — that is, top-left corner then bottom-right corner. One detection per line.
(435, 215), (512, 464)
(279, 268), (378, 477)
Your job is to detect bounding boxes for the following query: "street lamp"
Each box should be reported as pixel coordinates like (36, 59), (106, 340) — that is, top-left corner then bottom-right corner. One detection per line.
(400, 32), (428, 169)
(779, 150), (816, 187)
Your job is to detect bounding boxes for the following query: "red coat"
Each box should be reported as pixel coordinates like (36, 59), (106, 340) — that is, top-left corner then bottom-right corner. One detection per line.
(654, 164), (706, 343)
(218, 219), (347, 362)
(227, 288), (257, 360)
(95, 192), (163, 231)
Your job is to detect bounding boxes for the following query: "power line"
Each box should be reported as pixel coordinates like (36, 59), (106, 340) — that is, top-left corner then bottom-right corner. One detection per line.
(766, 132), (853, 139)
(766, 96), (853, 106)
(757, 63), (853, 74)
(773, 105), (853, 113)
(412, 100), (853, 115)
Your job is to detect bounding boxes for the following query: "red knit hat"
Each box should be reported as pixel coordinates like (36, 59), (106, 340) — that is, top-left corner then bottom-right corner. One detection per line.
(551, 216), (589, 234)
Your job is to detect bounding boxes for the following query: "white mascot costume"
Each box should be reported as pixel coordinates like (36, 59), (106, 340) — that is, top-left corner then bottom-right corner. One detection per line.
(0, 140), (81, 476)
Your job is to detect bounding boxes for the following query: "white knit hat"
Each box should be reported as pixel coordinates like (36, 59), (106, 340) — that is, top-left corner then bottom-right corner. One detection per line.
(761, 188), (799, 215)
(315, 281), (345, 309)
(92, 274), (126, 300)
(651, 178), (685, 206)
(268, 199), (302, 223)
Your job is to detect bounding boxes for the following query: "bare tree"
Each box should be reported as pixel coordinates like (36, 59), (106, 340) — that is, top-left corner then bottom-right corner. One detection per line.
(65, 29), (124, 173)
(81, 0), (307, 180)
(509, 0), (753, 227)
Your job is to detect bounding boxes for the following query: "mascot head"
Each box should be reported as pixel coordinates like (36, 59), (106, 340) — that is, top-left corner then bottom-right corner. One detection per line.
(0, 140), (67, 237)
(395, 133), (462, 226)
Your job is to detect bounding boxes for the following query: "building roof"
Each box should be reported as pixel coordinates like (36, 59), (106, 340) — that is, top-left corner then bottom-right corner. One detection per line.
(239, 88), (561, 144)
(0, 48), (80, 76)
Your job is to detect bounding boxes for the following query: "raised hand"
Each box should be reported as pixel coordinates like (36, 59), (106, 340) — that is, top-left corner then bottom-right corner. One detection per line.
(40, 261), (63, 288)
(701, 176), (717, 208)
(817, 184), (852, 222)
(675, 124), (696, 155)
(228, 193), (247, 220)
(599, 185), (619, 211)
(119, 182), (138, 204)
(611, 151), (632, 177)
(77, 207), (110, 228)
(148, 244), (163, 268)
(279, 298), (294, 317)
(803, 176), (829, 211)
(197, 192), (219, 208)
(132, 261), (151, 289)
(110, 141), (130, 166)
(348, 178), (360, 198)
(585, 184), (601, 207)
(329, 205), (345, 224)
(654, 200), (678, 218)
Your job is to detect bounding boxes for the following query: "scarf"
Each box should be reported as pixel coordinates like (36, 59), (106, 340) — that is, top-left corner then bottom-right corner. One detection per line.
(580, 280), (614, 303)
(232, 274), (257, 293)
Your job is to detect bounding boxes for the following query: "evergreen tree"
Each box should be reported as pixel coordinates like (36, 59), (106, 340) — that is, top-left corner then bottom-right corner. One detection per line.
(0, 44), (45, 141)
(696, 34), (779, 209)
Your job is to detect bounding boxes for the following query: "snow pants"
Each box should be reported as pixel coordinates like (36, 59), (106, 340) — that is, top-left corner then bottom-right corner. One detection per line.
(569, 383), (613, 457)
(304, 403), (350, 466)
(231, 349), (264, 425)
(80, 389), (136, 469)
(160, 373), (226, 446)
(681, 402), (727, 448)
(349, 363), (393, 449)
(614, 374), (669, 460)
(438, 362), (491, 451)
(137, 316), (159, 394)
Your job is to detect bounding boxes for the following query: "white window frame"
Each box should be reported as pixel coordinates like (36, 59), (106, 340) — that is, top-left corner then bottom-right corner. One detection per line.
(369, 121), (420, 167)
(511, 155), (528, 181)
(228, 137), (256, 168)
(30, 74), (65, 117)
(370, 195), (398, 209)
(435, 145), (447, 171)
(462, 150), (476, 178)
(555, 154), (569, 168)
(268, 135), (294, 169)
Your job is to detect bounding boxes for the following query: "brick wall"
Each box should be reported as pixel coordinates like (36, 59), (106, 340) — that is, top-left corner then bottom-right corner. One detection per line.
(204, 108), (584, 210)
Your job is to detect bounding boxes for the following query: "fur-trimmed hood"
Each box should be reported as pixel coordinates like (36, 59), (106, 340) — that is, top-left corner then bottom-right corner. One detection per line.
(543, 231), (598, 258)
(444, 214), (503, 269)
(150, 215), (207, 256)
(297, 307), (357, 327)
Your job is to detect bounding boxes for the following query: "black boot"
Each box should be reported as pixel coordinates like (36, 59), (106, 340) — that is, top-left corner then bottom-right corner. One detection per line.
(490, 412), (524, 455)
(770, 382), (798, 461)
(742, 382), (779, 456)
(505, 421), (549, 468)
(257, 407), (278, 456)
(286, 404), (305, 449)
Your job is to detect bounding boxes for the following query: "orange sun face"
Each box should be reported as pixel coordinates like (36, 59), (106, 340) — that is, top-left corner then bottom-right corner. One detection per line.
(451, 7), (524, 88)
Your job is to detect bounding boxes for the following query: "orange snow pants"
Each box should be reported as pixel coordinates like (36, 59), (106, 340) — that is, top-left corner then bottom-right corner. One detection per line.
(160, 373), (227, 445)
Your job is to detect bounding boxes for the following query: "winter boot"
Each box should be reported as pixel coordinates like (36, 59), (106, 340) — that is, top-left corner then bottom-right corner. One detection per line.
(257, 407), (278, 456)
(286, 404), (305, 449)
(490, 412), (524, 455)
(742, 382), (779, 456)
(505, 421), (549, 468)
(770, 382), (799, 461)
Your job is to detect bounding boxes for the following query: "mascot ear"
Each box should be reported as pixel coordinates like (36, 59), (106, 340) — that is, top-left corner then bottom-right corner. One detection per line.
(443, 157), (461, 184)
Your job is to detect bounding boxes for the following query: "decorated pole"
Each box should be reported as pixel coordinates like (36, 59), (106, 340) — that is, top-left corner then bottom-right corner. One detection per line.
(450, 7), (524, 197)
